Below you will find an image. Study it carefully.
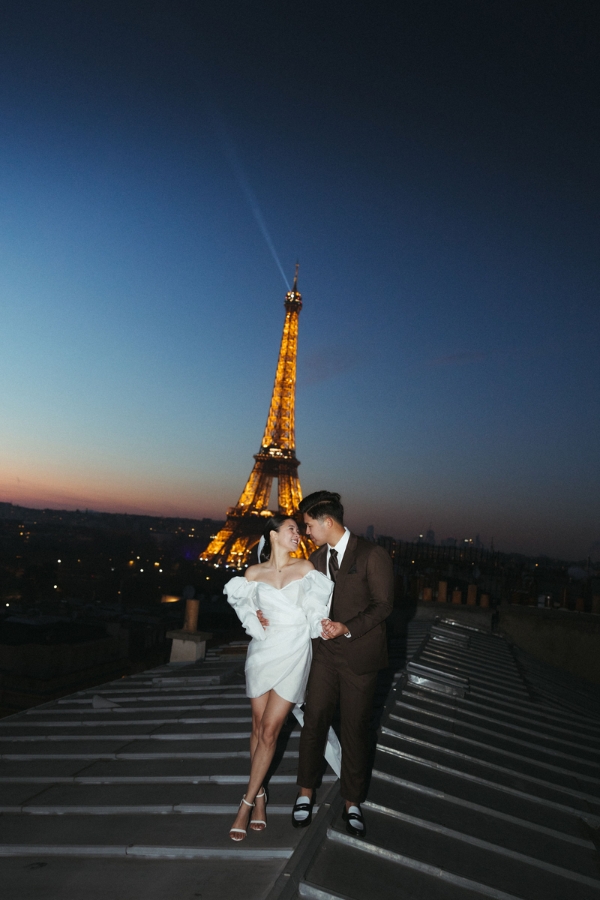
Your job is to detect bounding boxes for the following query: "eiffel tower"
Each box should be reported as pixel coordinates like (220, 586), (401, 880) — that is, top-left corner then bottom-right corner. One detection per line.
(200, 266), (311, 568)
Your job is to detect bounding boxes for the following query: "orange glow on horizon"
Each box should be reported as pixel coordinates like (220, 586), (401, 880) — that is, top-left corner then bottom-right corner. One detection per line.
(0, 465), (228, 521)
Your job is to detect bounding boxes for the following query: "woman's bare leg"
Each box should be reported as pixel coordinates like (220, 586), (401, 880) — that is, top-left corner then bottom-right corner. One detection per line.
(229, 690), (293, 839)
(248, 694), (269, 830)
(249, 694), (269, 761)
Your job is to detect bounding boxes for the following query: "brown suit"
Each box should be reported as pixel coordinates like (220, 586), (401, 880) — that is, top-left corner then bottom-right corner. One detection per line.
(297, 534), (394, 802)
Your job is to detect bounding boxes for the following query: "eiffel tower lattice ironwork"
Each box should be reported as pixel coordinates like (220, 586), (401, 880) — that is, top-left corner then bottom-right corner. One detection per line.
(200, 266), (311, 568)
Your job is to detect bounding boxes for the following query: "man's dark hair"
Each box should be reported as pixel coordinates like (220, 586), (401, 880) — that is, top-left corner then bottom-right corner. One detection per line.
(299, 491), (344, 525)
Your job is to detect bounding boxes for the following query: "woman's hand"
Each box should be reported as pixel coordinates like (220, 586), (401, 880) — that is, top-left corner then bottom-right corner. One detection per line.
(320, 618), (349, 640)
(257, 609), (269, 627)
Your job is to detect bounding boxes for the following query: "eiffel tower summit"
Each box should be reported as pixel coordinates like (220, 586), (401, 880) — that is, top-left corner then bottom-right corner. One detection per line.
(200, 266), (310, 568)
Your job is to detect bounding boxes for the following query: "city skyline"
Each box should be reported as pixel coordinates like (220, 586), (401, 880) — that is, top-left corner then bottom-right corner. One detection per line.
(0, 499), (576, 564)
(0, 2), (598, 560)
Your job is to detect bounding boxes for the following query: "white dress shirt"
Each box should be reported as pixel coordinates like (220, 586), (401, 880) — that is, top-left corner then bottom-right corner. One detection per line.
(326, 527), (351, 578)
(326, 527), (352, 636)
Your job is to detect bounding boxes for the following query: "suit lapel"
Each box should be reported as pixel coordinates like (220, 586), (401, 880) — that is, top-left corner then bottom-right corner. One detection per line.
(334, 533), (357, 597)
(312, 544), (328, 576)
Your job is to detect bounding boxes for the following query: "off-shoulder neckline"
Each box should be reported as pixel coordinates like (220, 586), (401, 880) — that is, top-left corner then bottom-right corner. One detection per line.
(242, 570), (324, 590)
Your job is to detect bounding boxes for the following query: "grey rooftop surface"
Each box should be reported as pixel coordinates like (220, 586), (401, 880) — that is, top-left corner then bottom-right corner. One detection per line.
(279, 618), (600, 900)
(1, 620), (599, 900)
(0, 643), (337, 899)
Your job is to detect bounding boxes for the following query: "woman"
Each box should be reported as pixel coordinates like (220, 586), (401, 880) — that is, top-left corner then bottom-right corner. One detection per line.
(224, 514), (332, 841)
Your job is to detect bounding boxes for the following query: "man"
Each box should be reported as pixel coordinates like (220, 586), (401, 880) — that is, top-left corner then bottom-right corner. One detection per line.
(292, 490), (394, 837)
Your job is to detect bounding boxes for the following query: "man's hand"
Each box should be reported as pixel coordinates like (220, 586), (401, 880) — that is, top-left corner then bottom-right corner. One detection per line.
(320, 618), (349, 640)
(256, 609), (269, 627)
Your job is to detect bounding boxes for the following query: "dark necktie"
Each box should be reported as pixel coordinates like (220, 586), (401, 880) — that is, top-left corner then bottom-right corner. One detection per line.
(329, 548), (339, 583)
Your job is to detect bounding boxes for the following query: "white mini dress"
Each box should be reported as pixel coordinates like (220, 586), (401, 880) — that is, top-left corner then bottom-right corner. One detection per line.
(224, 570), (333, 704)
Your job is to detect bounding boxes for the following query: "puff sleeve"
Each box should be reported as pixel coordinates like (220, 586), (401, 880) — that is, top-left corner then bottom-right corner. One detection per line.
(299, 570), (333, 638)
(223, 577), (266, 641)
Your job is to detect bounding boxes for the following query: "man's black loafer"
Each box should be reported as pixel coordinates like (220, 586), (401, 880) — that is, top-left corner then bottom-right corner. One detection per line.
(342, 804), (366, 838)
(292, 793), (315, 828)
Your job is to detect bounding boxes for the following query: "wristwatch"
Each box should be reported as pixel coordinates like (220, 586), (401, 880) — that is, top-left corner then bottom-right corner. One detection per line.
(344, 630), (351, 638)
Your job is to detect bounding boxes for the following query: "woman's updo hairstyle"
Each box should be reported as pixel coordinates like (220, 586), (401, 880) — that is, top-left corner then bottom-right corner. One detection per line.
(257, 514), (295, 562)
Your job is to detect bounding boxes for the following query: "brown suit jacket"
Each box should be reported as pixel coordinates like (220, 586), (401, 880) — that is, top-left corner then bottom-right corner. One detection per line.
(311, 534), (394, 675)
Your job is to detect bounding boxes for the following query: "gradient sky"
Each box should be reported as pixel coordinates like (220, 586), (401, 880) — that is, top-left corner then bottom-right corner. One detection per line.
(0, 1), (598, 559)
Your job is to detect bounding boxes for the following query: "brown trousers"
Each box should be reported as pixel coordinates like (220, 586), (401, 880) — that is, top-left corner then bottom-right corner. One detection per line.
(297, 643), (377, 803)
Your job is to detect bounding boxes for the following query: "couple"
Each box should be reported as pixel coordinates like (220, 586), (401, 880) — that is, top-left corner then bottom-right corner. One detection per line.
(224, 490), (394, 841)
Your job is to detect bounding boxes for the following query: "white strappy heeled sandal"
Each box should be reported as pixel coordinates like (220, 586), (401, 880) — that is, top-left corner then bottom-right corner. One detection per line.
(229, 795), (254, 841)
(249, 788), (267, 832)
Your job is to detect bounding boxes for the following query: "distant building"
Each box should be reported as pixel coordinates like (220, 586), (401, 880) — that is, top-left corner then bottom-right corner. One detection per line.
(365, 525), (375, 542)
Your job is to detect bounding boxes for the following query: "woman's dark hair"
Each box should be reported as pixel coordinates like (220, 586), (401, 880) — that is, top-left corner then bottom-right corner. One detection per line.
(257, 514), (296, 562)
(298, 491), (344, 525)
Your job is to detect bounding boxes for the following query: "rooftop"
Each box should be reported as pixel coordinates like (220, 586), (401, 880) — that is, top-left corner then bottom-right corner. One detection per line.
(0, 619), (598, 900)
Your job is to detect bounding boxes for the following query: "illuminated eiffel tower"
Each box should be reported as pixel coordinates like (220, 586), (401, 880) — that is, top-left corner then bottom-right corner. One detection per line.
(200, 266), (311, 568)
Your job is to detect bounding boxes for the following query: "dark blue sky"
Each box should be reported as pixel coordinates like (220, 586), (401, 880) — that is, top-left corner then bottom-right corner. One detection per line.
(0, 1), (598, 559)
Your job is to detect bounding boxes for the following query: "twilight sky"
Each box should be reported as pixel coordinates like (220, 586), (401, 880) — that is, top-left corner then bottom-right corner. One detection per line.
(0, 1), (598, 559)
